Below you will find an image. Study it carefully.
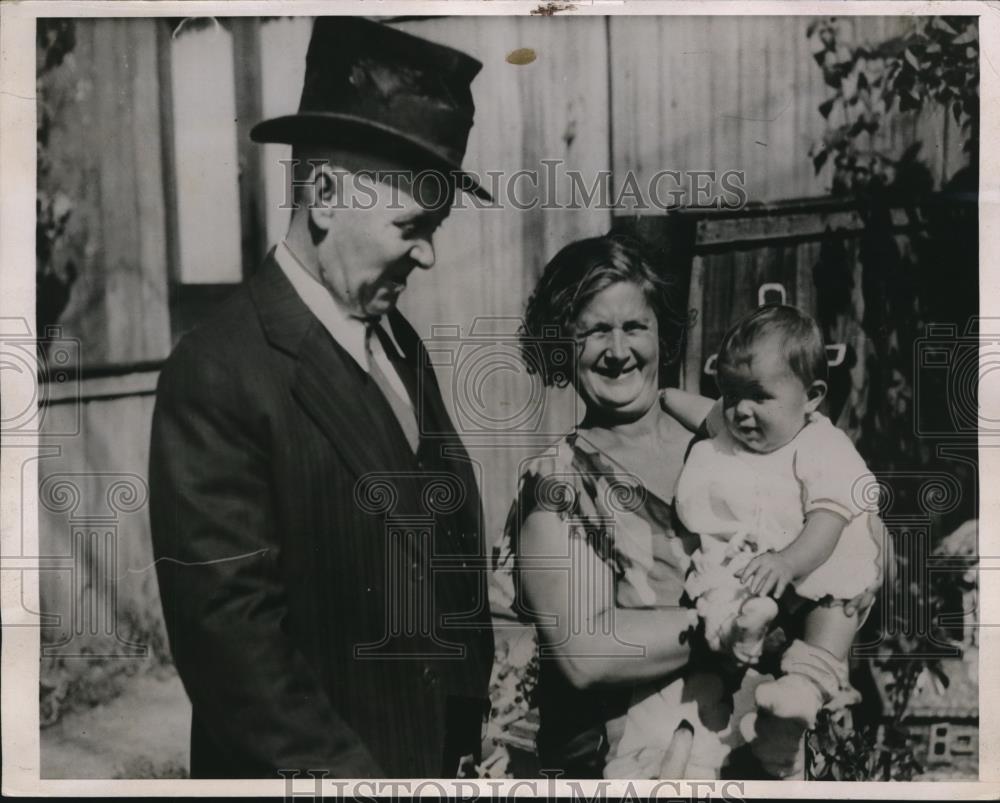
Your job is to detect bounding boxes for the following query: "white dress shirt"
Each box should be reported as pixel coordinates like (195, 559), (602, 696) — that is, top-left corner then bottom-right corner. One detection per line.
(274, 240), (413, 407)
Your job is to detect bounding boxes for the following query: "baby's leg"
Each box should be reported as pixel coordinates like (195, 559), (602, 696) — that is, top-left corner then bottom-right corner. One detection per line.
(753, 604), (861, 731)
(802, 602), (860, 661)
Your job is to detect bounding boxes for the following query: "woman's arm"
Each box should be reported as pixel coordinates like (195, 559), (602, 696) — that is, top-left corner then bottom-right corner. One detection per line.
(518, 509), (696, 690)
(660, 388), (715, 434)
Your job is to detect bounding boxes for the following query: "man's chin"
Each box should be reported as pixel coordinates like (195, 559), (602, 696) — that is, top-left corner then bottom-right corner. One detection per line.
(364, 289), (405, 317)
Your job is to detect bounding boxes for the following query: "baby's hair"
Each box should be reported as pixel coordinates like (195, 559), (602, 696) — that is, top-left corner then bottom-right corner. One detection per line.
(717, 304), (828, 387)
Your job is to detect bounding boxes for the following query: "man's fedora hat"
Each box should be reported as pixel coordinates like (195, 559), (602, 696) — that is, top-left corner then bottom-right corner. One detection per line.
(251, 17), (490, 200)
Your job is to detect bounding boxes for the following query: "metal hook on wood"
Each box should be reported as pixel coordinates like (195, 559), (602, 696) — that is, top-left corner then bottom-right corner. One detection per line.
(826, 343), (847, 368)
(758, 283), (787, 307)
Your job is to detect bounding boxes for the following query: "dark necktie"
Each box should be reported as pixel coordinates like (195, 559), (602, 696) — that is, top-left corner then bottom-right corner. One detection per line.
(365, 321), (420, 454)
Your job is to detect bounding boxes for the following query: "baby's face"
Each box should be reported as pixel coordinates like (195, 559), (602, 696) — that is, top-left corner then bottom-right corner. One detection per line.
(717, 335), (818, 454)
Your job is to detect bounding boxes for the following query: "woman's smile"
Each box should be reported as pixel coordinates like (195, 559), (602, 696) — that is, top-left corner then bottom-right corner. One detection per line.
(596, 361), (640, 378)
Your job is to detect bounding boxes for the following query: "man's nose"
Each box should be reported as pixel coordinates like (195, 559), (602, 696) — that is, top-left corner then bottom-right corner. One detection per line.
(409, 238), (435, 270)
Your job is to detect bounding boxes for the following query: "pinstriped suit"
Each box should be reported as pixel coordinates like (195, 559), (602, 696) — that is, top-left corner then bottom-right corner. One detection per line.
(149, 253), (493, 778)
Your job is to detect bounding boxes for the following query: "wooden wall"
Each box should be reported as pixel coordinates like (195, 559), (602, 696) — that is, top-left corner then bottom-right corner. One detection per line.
(608, 15), (966, 204)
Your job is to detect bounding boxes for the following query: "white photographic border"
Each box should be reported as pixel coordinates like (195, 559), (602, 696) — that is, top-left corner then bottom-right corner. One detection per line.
(2, 0), (997, 797)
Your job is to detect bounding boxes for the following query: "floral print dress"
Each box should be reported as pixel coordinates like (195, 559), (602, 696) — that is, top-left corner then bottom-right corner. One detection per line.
(493, 429), (711, 777)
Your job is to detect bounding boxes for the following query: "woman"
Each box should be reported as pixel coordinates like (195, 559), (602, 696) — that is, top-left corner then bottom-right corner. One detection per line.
(494, 234), (878, 779)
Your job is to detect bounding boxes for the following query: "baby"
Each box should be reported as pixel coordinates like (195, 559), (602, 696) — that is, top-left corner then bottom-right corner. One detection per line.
(609, 304), (882, 779)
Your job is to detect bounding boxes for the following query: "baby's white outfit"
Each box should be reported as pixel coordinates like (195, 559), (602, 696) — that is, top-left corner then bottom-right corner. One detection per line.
(676, 406), (881, 601)
(609, 407), (881, 778)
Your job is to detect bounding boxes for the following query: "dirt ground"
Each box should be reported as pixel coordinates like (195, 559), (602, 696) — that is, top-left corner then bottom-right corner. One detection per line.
(39, 658), (975, 781)
(41, 671), (190, 779)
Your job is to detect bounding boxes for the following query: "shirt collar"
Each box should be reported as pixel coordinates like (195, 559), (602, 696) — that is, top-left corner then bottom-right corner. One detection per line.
(273, 240), (406, 370)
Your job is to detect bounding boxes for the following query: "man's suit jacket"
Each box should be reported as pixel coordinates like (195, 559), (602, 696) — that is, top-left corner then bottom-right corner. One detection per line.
(149, 253), (494, 778)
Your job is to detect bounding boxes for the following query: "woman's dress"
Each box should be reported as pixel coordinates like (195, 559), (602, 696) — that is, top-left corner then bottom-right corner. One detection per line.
(494, 427), (750, 778)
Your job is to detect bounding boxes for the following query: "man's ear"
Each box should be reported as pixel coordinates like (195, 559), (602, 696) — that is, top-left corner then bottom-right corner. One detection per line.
(805, 379), (828, 413)
(307, 166), (340, 232)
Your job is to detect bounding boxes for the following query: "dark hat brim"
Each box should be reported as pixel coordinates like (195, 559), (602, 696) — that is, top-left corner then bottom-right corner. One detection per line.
(250, 113), (491, 201)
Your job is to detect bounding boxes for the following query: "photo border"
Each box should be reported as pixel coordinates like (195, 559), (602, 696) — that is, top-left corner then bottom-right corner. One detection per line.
(2, 0), (997, 797)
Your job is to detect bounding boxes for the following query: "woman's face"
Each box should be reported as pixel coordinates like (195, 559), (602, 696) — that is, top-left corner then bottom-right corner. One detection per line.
(572, 281), (661, 420)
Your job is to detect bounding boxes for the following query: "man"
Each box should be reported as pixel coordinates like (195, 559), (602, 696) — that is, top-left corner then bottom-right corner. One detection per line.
(149, 17), (494, 779)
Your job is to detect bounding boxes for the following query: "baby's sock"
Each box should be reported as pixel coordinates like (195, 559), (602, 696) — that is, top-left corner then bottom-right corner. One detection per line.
(754, 672), (825, 729)
(753, 638), (855, 729)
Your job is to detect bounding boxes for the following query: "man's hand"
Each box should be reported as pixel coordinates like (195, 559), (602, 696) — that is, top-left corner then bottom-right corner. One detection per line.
(739, 550), (795, 597)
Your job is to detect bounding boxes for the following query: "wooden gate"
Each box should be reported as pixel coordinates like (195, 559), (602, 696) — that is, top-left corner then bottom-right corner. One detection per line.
(616, 197), (924, 433)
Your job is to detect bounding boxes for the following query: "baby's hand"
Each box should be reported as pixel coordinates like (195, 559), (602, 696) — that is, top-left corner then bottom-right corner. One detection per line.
(738, 550), (795, 597)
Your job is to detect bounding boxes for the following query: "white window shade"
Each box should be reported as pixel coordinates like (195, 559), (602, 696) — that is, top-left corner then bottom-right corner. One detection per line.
(260, 17), (313, 249)
(170, 20), (243, 283)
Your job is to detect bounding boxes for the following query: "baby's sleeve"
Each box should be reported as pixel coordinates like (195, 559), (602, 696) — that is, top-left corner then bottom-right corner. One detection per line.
(794, 421), (879, 522)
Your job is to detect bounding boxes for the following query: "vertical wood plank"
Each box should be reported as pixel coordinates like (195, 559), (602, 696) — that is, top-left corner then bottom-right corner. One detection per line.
(95, 20), (140, 363)
(91, 20), (171, 364)
(683, 255), (705, 392)
(130, 20), (171, 362)
(231, 18), (267, 276)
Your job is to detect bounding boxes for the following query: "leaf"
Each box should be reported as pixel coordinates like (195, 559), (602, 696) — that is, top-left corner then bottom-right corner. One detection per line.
(904, 48), (921, 70)
(819, 95), (838, 118)
(953, 27), (978, 46)
(813, 148), (829, 174)
(842, 70), (859, 100)
(929, 661), (951, 688)
(932, 17), (958, 36)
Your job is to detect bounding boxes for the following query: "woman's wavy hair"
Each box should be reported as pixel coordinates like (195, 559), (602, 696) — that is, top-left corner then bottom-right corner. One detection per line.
(520, 233), (688, 387)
